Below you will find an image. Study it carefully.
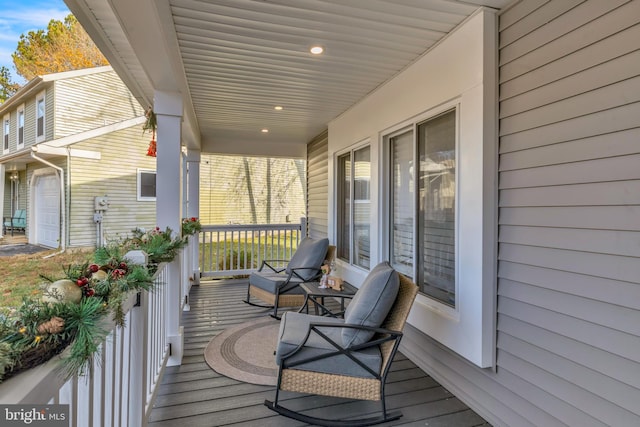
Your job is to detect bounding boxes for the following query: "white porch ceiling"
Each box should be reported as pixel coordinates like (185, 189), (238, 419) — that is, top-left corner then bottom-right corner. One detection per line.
(65, 0), (512, 156)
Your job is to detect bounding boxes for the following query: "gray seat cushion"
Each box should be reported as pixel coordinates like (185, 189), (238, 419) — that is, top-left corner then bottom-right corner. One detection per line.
(248, 237), (328, 294)
(249, 271), (305, 294)
(285, 237), (329, 281)
(342, 262), (400, 347)
(276, 312), (381, 378)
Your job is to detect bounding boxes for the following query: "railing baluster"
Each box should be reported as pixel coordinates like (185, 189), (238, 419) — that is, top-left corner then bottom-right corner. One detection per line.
(197, 221), (304, 278)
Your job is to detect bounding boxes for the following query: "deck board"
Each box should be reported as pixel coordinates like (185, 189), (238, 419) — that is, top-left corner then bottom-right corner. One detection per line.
(148, 279), (490, 426)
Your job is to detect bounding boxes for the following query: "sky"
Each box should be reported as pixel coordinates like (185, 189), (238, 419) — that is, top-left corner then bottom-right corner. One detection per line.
(0, 0), (70, 82)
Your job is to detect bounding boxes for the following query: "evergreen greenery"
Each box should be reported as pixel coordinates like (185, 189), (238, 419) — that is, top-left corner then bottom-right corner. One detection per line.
(0, 226), (186, 384)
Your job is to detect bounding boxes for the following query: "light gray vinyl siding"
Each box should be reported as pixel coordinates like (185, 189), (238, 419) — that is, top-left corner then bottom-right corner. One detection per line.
(496, 0), (640, 424)
(401, 1), (640, 426)
(53, 70), (145, 138)
(68, 125), (156, 248)
(306, 130), (328, 239)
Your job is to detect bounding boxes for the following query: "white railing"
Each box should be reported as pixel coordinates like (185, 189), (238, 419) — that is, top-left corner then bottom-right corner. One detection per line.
(180, 234), (199, 311)
(0, 259), (173, 427)
(199, 219), (307, 278)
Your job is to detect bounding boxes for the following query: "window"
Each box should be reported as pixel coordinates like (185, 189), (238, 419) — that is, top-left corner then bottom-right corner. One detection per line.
(17, 104), (24, 148)
(2, 114), (9, 153)
(36, 91), (45, 142)
(389, 109), (456, 307)
(337, 145), (370, 269)
(137, 169), (156, 201)
(333, 10), (497, 368)
(418, 110), (456, 306)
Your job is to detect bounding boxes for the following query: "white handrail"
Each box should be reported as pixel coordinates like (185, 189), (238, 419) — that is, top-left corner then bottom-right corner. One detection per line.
(199, 219), (306, 278)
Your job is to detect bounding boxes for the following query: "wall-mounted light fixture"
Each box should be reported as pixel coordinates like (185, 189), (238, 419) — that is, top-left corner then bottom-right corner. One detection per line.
(9, 172), (19, 182)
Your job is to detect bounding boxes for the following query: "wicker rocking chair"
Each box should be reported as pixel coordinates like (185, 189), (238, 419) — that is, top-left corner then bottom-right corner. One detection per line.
(265, 262), (418, 426)
(244, 237), (333, 318)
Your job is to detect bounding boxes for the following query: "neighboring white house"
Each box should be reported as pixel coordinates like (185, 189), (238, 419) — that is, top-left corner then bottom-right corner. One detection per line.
(0, 66), (157, 248)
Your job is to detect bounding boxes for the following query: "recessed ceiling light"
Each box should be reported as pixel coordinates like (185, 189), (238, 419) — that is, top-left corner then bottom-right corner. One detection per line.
(310, 46), (324, 55)
(261, 128), (269, 133)
(274, 105), (283, 110)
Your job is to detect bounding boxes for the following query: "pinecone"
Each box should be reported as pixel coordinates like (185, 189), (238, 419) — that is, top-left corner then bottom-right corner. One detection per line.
(37, 317), (65, 335)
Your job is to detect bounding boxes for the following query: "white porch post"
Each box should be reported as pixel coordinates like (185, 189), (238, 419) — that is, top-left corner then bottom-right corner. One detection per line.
(0, 164), (5, 238)
(154, 90), (184, 366)
(186, 149), (200, 285)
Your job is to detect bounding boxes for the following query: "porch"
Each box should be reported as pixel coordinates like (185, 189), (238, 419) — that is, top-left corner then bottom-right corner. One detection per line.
(148, 278), (490, 427)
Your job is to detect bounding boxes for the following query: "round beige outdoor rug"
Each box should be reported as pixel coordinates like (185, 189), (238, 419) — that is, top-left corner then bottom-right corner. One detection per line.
(204, 317), (280, 386)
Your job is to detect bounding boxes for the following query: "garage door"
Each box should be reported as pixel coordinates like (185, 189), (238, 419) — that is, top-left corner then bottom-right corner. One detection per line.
(35, 174), (60, 248)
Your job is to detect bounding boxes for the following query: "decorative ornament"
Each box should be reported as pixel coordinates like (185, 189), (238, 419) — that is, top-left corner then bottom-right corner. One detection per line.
(42, 279), (83, 304)
(146, 132), (157, 157)
(92, 269), (108, 281)
(37, 317), (65, 335)
(143, 107), (157, 157)
(319, 263), (331, 288)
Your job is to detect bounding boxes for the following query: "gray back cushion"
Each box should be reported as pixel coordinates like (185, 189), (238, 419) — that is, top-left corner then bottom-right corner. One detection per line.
(286, 237), (329, 281)
(342, 262), (399, 347)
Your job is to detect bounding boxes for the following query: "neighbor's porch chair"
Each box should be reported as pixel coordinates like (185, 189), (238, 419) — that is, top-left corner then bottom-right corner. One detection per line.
(244, 237), (333, 318)
(265, 261), (418, 426)
(3, 209), (26, 236)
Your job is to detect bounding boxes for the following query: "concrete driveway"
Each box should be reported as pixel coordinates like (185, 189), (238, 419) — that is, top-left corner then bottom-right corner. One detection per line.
(0, 244), (48, 257)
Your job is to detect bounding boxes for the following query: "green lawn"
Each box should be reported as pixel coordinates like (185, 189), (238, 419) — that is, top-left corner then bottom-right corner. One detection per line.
(199, 235), (300, 271)
(0, 249), (94, 309)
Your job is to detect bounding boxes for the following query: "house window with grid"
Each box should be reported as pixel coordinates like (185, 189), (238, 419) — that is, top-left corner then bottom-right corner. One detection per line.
(337, 145), (370, 270)
(17, 104), (24, 149)
(36, 92), (45, 142)
(389, 109), (457, 307)
(137, 169), (156, 201)
(2, 114), (8, 153)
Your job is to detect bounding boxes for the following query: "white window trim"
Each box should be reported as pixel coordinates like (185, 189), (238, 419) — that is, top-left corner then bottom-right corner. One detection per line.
(408, 104), (460, 321)
(137, 168), (156, 201)
(16, 104), (25, 149)
(36, 91), (46, 143)
(2, 113), (9, 154)
(382, 96), (496, 368)
(329, 10), (498, 368)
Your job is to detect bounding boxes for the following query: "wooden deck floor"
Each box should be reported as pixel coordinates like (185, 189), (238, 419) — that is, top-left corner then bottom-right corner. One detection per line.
(148, 279), (490, 427)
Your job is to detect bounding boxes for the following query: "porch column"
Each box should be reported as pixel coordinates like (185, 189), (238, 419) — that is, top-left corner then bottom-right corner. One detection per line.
(154, 90), (184, 366)
(186, 149), (200, 284)
(0, 164), (4, 238)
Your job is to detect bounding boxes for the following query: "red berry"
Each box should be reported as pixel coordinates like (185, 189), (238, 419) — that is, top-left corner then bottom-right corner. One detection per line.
(77, 279), (84, 287)
(89, 264), (100, 273)
(86, 289), (95, 297)
(119, 262), (128, 270)
(111, 269), (126, 278)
